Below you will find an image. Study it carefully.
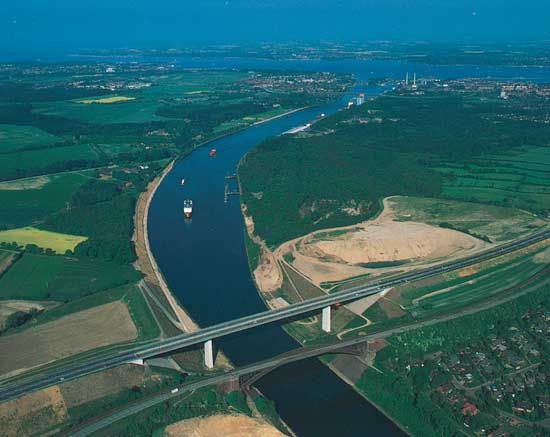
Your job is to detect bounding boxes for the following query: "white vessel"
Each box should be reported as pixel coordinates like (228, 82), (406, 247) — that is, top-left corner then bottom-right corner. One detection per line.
(183, 199), (193, 218)
(283, 123), (311, 135)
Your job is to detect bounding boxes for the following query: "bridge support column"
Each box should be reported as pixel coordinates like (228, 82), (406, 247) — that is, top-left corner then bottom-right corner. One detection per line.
(204, 339), (214, 369)
(322, 306), (331, 333)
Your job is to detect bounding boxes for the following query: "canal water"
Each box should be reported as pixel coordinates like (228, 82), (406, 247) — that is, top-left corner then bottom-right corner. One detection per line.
(147, 59), (550, 436)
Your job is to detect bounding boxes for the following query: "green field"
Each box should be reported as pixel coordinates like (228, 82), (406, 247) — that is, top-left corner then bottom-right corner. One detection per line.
(0, 173), (89, 228)
(33, 98), (167, 124)
(0, 253), (140, 301)
(0, 144), (99, 179)
(0, 227), (87, 253)
(401, 250), (548, 318)
(78, 96), (136, 104)
(356, 245), (550, 331)
(437, 146), (550, 213)
(0, 248), (14, 264)
(389, 196), (549, 243)
(0, 124), (62, 152)
(33, 71), (251, 125)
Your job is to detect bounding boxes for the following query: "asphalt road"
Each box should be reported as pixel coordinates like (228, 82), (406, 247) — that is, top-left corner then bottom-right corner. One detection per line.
(67, 259), (550, 436)
(67, 335), (382, 437)
(0, 229), (548, 403)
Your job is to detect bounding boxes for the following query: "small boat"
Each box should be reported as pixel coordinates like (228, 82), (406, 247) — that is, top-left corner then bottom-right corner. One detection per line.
(209, 148), (217, 157)
(183, 199), (193, 219)
(180, 178), (185, 186)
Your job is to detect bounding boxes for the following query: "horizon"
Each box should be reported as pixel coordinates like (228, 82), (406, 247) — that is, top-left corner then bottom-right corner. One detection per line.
(2, 0), (550, 56)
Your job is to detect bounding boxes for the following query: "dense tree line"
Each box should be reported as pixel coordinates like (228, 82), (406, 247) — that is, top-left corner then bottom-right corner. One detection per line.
(41, 180), (137, 264)
(0, 82), (113, 103)
(240, 93), (550, 247)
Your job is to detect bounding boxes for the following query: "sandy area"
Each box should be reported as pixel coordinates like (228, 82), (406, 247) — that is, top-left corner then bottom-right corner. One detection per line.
(134, 160), (198, 333)
(243, 205), (283, 293)
(0, 301), (137, 377)
(311, 221), (480, 265)
(0, 385), (67, 437)
(165, 414), (286, 437)
(273, 197), (487, 286)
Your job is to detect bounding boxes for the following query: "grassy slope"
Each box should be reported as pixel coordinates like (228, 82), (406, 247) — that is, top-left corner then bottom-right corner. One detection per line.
(0, 253), (140, 301)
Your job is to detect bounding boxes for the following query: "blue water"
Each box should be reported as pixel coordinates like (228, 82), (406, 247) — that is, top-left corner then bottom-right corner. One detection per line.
(148, 98), (407, 436)
(146, 58), (550, 436)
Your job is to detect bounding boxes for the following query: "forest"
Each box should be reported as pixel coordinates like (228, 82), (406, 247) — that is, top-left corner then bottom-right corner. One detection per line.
(240, 90), (550, 247)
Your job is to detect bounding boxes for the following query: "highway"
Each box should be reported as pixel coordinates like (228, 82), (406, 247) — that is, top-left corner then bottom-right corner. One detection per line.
(0, 229), (548, 403)
(68, 335), (379, 437)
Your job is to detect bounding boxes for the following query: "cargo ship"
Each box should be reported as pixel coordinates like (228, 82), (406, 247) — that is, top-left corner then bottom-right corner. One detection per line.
(183, 199), (193, 218)
(209, 148), (217, 157)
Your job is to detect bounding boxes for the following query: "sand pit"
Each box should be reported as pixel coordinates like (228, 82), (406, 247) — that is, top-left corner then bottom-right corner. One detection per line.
(254, 248), (282, 293)
(310, 221), (481, 265)
(0, 301), (137, 377)
(165, 414), (286, 437)
(272, 197), (488, 287)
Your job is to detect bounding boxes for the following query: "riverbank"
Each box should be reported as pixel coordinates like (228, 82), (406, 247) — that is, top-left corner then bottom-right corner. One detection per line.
(134, 161), (199, 333)
(135, 106), (312, 332)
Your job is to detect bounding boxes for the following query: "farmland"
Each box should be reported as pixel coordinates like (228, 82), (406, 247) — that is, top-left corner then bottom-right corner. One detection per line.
(0, 300), (138, 377)
(0, 227), (87, 253)
(0, 144), (99, 180)
(78, 96), (136, 104)
(0, 173), (89, 228)
(437, 146), (550, 213)
(0, 253), (139, 301)
(0, 124), (61, 152)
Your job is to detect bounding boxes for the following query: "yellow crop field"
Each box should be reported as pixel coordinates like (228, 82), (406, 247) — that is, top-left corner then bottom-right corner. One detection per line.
(78, 96), (136, 104)
(0, 227), (87, 253)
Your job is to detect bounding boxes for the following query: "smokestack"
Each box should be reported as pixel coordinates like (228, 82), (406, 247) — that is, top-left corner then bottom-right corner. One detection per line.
(405, 72), (409, 86)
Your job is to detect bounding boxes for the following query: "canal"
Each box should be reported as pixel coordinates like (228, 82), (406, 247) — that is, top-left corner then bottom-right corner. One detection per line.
(147, 58), (550, 436)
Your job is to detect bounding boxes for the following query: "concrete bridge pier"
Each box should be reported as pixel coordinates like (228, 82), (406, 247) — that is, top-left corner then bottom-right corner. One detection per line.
(204, 339), (214, 369)
(322, 306), (331, 332)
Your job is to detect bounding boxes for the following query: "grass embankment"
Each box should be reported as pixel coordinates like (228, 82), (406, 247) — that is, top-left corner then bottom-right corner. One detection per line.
(356, 243), (550, 334)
